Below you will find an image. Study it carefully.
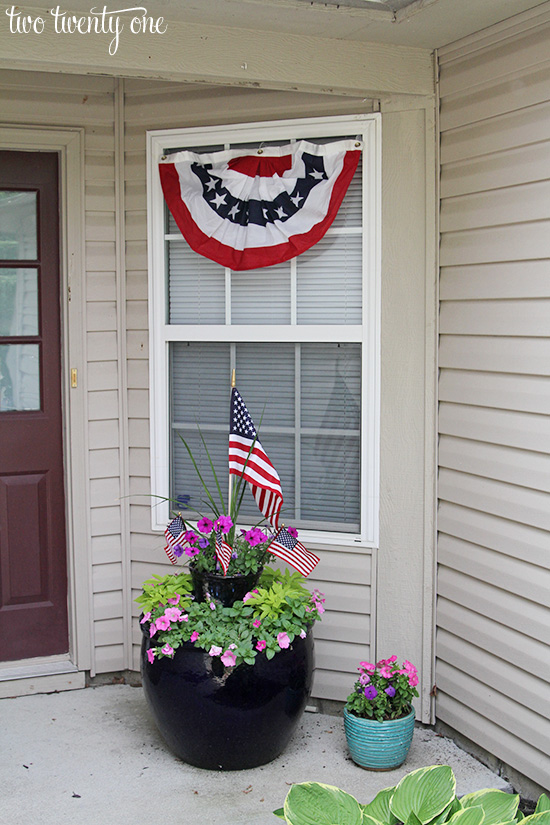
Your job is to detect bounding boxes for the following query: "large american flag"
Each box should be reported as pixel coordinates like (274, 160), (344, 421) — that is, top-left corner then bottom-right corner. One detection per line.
(268, 526), (319, 577)
(228, 387), (283, 529)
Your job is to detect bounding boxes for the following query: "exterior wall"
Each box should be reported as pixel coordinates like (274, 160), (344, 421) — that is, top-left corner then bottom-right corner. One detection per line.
(124, 79), (437, 711)
(437, 6), (550, 791)
(124, 79), (379, 701)
(0, 70), (125, 674)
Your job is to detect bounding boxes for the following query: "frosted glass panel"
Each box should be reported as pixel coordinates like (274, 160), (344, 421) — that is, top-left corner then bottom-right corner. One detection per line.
(297, 234), (362, 325)
(232, 264), (291, 324)
(0, 344), (40, 411)
(0, 191), (37, 260)
(168, 240), (225, 325)
(0, 269), (38, 336)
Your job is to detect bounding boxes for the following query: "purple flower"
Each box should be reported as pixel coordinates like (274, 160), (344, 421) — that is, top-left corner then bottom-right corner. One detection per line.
(287, 526), (298, 538)
(364, 685), (378, 700)
(173, 544), (185, 558)
(197, 517), (213, 534)
(385, 685), (396, 697)
(185, 546), (200, 557)
(184, 530), (198, 544)
(214, 515), (233, 534)
(198, 537), (210, 549)
(359, 673), (371, 686)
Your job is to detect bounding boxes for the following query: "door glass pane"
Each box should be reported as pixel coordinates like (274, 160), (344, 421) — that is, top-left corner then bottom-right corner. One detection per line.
(0, 191), (37, 260)
(0, 268), (39, 336)
(0, 344), (40, 411)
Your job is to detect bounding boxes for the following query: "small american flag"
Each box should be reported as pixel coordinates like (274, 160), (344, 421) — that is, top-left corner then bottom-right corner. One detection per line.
(268, 527), (319, 577)
(164, 515), (186, 565)
(228, 388), (283, 529)
(215, 530), (233, 575)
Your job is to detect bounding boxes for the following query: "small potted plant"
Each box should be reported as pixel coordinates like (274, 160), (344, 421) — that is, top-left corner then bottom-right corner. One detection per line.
(343, 656), (419, 770)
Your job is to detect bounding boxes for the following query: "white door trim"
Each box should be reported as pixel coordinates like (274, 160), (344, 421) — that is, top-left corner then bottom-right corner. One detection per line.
(0, 126), (92, 686)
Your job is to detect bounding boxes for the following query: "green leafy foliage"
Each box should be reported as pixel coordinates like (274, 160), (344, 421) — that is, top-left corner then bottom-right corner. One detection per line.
(345, 656), (419, 722)
(135, 571), (193, 615)
(139, 566), (323, 667)
(283, 782), (363, 825)
(273, 765), (548, 825)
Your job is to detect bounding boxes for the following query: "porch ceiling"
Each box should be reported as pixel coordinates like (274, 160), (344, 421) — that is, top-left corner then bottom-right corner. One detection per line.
(46, 0), (549, 49)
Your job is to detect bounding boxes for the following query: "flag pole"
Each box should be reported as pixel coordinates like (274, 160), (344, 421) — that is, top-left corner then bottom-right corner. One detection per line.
(228, 368), (236, 516)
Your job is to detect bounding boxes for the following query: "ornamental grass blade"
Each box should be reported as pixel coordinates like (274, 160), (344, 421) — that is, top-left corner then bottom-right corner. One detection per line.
(361, 787), (398, 825)
(390, 766), (456, 825)
(460, 791), (519, 825)
(176, 432), (221, 517)
(283, 782), (363, 825)
(447, 805), (485, 825)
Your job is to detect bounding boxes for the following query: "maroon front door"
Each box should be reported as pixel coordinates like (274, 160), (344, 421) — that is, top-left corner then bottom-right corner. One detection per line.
(0, 151), (69, 662)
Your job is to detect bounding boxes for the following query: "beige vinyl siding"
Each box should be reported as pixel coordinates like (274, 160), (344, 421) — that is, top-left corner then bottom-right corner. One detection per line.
(0, 70), (124, 674)
(124, 78), (376, 700)
(437, 10), (550, 790)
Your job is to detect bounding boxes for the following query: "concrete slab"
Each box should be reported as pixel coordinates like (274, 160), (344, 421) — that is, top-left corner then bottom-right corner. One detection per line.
(0, 685), (512, 825)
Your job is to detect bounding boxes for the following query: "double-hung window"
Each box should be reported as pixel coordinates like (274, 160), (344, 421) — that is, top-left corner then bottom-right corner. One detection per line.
(147, 114), (380, 547)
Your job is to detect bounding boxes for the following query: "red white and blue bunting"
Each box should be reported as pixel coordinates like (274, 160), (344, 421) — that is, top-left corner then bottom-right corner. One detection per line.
(159, 139), (362, 271)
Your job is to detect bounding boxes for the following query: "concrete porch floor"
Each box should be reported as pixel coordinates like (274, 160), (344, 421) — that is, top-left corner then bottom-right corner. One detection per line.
(0, 684), (512, 825)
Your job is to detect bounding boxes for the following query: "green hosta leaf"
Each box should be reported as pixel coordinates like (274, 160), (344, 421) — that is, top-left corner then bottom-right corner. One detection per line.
(391, 766), (456, 825)
(427, 802), (454, 825)
(521, 814), (550, 825)
(362, 787), (398, 825)
(273, 807), (286, 820)
(517, 812), (525, 821)
(461, 791), (519, 825)
(406, 813), (424, 825)
(447, 805), (485, 825)
(362, 815), (385, 825)
(535, 797), (550, 815)
(283, 782), (363, 825)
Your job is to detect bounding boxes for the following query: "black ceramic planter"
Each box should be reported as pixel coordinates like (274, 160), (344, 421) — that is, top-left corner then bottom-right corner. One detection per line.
(189, 567), (262, 607)
(140, 626), (314, 770)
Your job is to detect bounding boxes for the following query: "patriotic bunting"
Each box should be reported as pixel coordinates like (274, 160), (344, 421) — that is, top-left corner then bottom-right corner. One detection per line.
(159, 139), (362, 271)
(228, 387), (283, 530)
(268, 527), (320, 577)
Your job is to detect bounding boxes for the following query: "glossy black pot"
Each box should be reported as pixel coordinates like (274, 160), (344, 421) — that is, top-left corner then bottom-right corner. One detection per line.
(140, 626), (314, 770)
(190, 567), (261, 607)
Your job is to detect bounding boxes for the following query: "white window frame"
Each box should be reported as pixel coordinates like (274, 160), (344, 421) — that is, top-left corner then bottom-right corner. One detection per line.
(147, 113), (381, 548)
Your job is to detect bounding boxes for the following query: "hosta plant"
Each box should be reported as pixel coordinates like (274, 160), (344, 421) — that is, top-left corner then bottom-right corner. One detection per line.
(273, 764), (550, 825)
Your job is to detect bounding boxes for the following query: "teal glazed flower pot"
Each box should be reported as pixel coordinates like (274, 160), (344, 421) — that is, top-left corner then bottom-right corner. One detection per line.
(343, 707), (415, 770)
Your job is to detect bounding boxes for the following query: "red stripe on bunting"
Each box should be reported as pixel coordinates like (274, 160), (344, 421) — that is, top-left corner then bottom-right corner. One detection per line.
(159, 150), (360, 271)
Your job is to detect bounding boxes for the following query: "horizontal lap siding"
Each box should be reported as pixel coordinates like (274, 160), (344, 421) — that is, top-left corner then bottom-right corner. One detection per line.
(124, 79), (375, 699)
(437, 17), (550, 790)
(0, 71), (124, 673)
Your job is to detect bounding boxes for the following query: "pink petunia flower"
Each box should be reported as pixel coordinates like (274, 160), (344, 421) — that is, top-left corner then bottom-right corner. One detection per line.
(149, 623), (157, 637)
(242, 592), (253, 602)
(209, 645), (222, 657)
(214, 515), (233, 534)
(277, 632), (290, 649)
(379, 666), (394, 679)
(408, 673), (419, 687)
(161, 644), (174, 657)
(252, 619), (261, 628)
(147, 648), (155, 664)
(287, 526), (298, 538)
(185, 546), (200, 557)
(299, 629), (307, 639)
(359, 673), (371, 685)
(164, 607), (182, 622)
(221, 649), (237, 667)
(167, 595), (181, 606)
(179, 614), (189, 622)
(190, 631), (199, 643)
(140, 612), (151, 624)
(197, 517), (214, 534)
(155, 615), (170, 631)
(359, 661), (376, 673)
(256, 640), (266, 651)
(184, 530), (198, 544)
